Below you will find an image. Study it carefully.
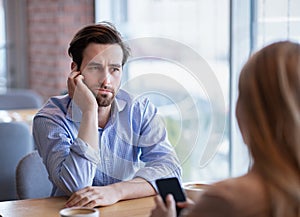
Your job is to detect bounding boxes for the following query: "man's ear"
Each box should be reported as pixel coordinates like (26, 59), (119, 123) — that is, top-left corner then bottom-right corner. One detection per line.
(71, 62), (78, 71)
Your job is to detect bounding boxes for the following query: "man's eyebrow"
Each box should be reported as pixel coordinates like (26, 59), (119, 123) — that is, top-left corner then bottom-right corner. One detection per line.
(109, 63), (122, 68)
(87, 62), (121, 68)
(87, 62), (103, 66)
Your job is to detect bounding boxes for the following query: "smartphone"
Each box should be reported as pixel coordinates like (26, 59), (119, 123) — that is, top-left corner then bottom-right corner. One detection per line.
(155, 177), (186, 216)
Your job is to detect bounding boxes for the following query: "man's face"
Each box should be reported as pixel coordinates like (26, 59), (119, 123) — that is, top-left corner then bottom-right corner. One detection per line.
(80, 43), (123, 107)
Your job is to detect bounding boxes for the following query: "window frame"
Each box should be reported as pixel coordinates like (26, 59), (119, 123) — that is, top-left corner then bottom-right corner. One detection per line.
(3, 0), (28, 89)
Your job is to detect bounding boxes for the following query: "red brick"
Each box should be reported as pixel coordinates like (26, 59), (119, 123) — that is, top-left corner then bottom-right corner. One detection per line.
(27, 0), (94, 98)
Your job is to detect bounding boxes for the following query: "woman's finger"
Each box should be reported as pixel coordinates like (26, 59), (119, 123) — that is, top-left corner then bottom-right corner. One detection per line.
(165, 194), (175, 209)
(154, 195), (166, 210)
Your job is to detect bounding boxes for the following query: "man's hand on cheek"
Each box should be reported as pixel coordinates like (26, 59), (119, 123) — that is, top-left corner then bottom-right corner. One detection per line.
(72, 75), (98, 113)
(67, 70), (81, 99)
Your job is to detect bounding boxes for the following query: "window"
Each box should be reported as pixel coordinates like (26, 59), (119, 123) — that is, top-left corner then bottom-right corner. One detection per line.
(230, 0), (300, 176)
(96, 0), (230, 183)
(0, 0), (6, 92)
(253, 0), (300, 50)
(1, 0), (28, 90)
(96, 0), (300, 183)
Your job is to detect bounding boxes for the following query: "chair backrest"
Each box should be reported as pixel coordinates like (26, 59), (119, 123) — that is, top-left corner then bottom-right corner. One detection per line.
(16, 150), (52, 199)
(0, 121), (34, 201)
(0, 89), (43, 110)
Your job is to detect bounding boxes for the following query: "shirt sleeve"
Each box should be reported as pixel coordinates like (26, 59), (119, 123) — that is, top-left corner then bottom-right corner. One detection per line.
(133, 99), (182, 190)
(33, 115), (100, 196)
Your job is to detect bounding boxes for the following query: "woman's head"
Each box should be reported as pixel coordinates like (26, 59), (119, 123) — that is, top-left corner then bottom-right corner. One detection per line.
(68, 22), (130, 70)
(237, 41), (300, 167)
(237, 41), (300, 215)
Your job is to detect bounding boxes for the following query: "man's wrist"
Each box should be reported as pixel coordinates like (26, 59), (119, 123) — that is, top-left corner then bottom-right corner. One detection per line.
(110, 182), (125, 201)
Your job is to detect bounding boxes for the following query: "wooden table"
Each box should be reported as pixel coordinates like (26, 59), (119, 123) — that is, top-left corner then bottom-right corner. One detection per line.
(0, 196), (155, 217)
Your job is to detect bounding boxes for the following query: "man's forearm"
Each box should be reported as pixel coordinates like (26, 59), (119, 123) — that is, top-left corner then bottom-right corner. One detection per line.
(78, 109), (98, 150)
(57, 151), (97, 195)
(112, 178), (156, 200)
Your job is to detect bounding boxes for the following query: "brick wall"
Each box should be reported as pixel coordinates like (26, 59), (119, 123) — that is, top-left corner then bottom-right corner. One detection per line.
(27, 0), (94, 100)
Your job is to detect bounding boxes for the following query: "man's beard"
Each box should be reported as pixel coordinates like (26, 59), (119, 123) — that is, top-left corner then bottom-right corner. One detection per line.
(96, 90), (115, 107)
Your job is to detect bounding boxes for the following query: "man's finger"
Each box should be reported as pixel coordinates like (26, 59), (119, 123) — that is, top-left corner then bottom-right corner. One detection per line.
(74, 74), (84, 85)
(68, 70), (81, 80)
(67, 71), (82, 98)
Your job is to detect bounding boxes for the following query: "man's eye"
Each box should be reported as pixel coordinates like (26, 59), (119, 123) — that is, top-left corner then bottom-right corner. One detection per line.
(112, 67), (120, 72)
(88, 66), (100, 71)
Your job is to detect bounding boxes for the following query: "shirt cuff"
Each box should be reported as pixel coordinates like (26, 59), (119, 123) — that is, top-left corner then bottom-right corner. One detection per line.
(134, 166), (182, 192)
(70, 137), (100, 165)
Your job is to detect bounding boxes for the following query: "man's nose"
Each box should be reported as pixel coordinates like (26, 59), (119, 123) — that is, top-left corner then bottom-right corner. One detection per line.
(101, 74), (111, 89)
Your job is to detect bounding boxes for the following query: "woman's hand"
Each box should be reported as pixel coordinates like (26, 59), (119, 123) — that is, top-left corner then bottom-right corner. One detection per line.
(150, 195), (195, 217)
(177, 197), (195, 209)
(150, 194), (177, 217)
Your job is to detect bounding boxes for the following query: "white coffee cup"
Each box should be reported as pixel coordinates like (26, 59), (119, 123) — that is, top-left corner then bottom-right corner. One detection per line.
(183, 182), (209, 202)
(60, 207), (99, 217)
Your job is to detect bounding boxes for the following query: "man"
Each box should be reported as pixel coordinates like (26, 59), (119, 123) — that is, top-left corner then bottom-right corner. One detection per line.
(33, 22), (181, 208)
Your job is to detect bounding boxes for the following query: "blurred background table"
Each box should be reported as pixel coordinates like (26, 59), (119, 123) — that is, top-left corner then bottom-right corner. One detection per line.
(0, 109), (38, 129)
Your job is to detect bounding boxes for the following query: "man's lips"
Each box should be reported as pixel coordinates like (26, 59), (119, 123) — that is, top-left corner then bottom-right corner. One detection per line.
(96, 88), (113, 94)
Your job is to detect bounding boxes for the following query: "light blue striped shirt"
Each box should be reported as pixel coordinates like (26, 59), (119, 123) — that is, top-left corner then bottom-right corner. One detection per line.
(33, 89), (181, 196)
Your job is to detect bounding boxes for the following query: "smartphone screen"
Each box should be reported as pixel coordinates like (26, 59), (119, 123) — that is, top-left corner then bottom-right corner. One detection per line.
(155, 177), (186, 216)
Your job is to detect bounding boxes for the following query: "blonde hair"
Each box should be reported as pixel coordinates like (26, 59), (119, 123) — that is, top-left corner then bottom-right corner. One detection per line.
(238, 41), (300, 217)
